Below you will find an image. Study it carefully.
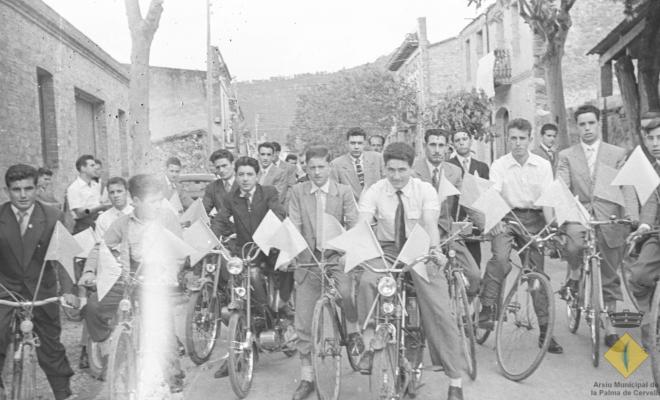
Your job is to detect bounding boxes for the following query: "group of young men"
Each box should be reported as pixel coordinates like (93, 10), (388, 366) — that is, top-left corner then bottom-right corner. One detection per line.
(2, 103), (660, 400)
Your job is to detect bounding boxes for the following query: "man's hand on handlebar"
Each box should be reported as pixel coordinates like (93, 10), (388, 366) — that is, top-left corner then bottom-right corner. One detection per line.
(489, 221), (506, 237)
(627, 224), (651, 244)
(62, 293), (81, 309)
(430, 246), (448, 267)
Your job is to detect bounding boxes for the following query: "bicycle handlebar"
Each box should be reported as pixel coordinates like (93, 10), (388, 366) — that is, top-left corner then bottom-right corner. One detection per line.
(359, 254), (438, 274)
(0, 296), (62, 308)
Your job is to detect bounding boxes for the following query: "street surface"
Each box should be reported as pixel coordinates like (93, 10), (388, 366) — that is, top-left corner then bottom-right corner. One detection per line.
(26, 247), (658, 400)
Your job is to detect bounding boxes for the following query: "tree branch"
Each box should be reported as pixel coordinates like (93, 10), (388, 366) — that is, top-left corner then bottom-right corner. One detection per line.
(124, 0), (142, 31)
(144, 0), (164, 35)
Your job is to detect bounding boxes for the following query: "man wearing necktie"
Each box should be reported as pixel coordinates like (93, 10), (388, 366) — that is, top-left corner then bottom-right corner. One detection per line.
(557, 104), (639, 349)
(531, 123), (559, 176)
(287, 146), (360, 400)
(0, 165), (77, 400)
(355, 143), (465, 400)
(202, 149), (238, 215)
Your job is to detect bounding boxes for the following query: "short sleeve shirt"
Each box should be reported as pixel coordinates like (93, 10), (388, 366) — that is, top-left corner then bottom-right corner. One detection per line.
(359, 177), (439, 242)
(67, 177), (102, 211)
(489, 152), (554, 209)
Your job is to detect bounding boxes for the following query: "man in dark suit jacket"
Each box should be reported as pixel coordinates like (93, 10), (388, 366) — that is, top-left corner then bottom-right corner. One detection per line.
(448, 130), (490, 266)
(531, 123), (559, 175)
(271, 141), (298, 205)
(256, 142), (288, 203)
(210, 156), (289, 379)
(202, 149), (239, 214)
(0, 164), (75, 400)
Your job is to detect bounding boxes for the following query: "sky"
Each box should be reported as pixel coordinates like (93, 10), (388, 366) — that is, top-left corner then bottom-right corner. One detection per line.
(42, 0), (487, 82)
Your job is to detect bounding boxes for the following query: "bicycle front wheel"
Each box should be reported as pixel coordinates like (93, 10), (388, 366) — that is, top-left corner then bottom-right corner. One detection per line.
(495, 271), (555, 381)
(228, 312), (254, 399)
(453, 272), (477, 380)
(185, 282), (220, 365)
(9, 342), (37, 400)
(648, 282), (660, 389)
(311, 296), (342, 400)
(369, 343), (398, 400)
(589, 260), (602, 368)
(107, 324), (137, 400)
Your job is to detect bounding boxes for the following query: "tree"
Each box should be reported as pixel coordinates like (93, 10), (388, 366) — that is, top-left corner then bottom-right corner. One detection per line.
(287, 68), (416, 155)
(125, 0), (164, 173)
(423, 89), (493, 141)
(469, 0), (576, 149)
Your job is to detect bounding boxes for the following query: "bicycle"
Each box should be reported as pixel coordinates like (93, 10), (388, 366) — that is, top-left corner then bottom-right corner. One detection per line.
(296, 257), (360, 400)
(0, 296), (71, 400)
(360, 253), (437, 400)
(473, 220), (559, 381)
(563, 217), (636, 367)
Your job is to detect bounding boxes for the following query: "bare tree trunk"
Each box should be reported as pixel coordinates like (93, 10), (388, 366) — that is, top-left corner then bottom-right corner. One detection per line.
(638, 0), (660, 114)
(544, 52), (569, 149)
(125, 0), (164, 173)
(614, 55), (643, 147)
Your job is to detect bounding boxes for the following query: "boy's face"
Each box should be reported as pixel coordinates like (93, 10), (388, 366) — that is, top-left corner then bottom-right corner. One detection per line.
(133, 192), (163, 220)
(6, 178), (37, 211)
(108, 183), (128, 210)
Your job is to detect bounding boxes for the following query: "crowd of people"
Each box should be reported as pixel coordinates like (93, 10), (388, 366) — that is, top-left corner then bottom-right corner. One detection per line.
(1, 102), (660, 400)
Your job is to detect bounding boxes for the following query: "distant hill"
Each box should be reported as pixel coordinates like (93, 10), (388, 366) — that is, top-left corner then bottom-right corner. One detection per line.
(235, 53), (391, 147)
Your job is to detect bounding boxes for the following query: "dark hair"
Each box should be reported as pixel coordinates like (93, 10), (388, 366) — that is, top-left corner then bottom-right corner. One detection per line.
(5, 164), (39, 187)
(424, 128), (451, 144)
(285, 154), (298, 162)
(346, 127), (367, 140)
(540, 123), (558, 136)
(234, 156), (260, 174)
(95, 159), (103, 166)
(258, 142), (275, 153)
(37, 167), (53, 178)
(451, 130), (472, 140)
(305, 146), (332, 163)
(165, 156), (182, 168)
(507, 118), (533, 136)
(271, 141), (282, 152)
(383, 142), (415, 167)
(210, 149), (234, 164)
(369, 135), (385, 145)
(128, 174), (162, 200)
(106, 176), (128, 189)
(574, 104), (600, 121)
(75, 155), (95, 171)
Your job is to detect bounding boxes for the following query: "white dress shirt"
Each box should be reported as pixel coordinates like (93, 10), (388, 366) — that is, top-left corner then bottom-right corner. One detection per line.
(580, 140), (600, 176)
(11, 204), (35, 236)
(67, 177), (102, 211)
(490, 152), (554, 209)
(359, 177), (439, 242)
(456, 154), (472, 172)
(95, 204), (134, 239)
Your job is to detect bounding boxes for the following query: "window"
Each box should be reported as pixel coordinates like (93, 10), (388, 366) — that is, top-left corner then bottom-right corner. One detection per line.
(74, 88), (106, 163)
(117, 109), (129, 176)
(476, 30), (484, 58)
(37, 68), (58, 168)
(465, 39), (471, 82)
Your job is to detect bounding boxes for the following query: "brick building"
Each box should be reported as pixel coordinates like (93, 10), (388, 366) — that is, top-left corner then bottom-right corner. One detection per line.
(0, 0), (131, 202)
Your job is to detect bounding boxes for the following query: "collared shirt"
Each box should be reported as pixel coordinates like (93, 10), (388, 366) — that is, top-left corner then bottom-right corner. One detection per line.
(359, 177), (439, 242)
(351, 153), (364, 172)
(426, 160), (442, 188)
(310, 180), (330, 211)
(259, 164), (272, 184)
(240, 186), (257, 203)
(580, 140), (600, 175)
(222, 176), (235, 192)
(11, 204), (35, 235)
(540, 143), (554, 155)
(95, 204), (134, 239)
(67, 176), (102, 211)
(490, 152), (553, 209)
(456, 154), (472, 172)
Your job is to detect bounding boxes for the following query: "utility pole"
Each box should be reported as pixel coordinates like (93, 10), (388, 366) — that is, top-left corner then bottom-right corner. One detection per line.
(206, 0), (216, 157)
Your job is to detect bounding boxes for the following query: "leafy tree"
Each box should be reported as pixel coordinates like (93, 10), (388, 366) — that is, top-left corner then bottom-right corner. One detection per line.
(468, 0), (576, 149)
(423, 89), (493, 141)
(287, 68), (416, 156)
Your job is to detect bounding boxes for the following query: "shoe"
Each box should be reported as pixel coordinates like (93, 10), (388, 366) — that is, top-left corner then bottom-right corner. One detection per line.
(559, 279), (579, 301)
(214, 360), (229, 378)
(291, 380), (315, 400)
(357, 350), (374, 375)
(176, 336), (186, 357)
(539, 324), (563, 354)
(347, 332), (365, 357)
(448, 386), (464, 400)
(604, 334), (620, 349)
(78, 346), (89, 369)
(478, 304), (495, 329)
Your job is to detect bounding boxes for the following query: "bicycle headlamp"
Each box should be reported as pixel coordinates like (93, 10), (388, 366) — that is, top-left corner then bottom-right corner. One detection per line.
(382, 302), (395, 315)
(377, 276), (397, 297)
(119, 299), (132, 312)
(227, 257), (244, 275)
(205, 263), (217, 273)
(234, 287), (247, 298)
(20, 320), (33, 333)
(448, 249), (456, 258)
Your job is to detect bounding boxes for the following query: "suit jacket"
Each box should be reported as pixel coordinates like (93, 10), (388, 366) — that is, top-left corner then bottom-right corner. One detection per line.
(531, 145), (558, 175)
(163, 178), (193, 210)
(448, 155), (490, 179)
(202, 178), (239, 214)
(211, 185), (286, 249)
(259, 165), (288, 204)
(0, 201), (64, 310)
(557, 142), (639, 248)
(412, 158), (462, 233)
(288, 180), (358, 280)
(640, 162), (660, 227)
(330, 151), (384, 200)
(275, 160), (298, 201)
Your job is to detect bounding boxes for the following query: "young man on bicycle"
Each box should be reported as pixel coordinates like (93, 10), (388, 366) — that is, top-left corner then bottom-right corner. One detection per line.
(210, 156), (288, 379)
(287, 146), (360, 400)
(476, 118), (562, 354)
(0, 164), (78, 400)
(355, 142), (464, 400)
(80, 174), (186, 393)
(557, 104), (639, 348)
(627, 117), (660, 348)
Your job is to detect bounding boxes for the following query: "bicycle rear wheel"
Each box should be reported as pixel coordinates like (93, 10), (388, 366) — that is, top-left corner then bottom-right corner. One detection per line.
(311, 296), (342, 400)
(185, 282), (220, 365)
(495, 271), (555, 381)
(648, 283), (660, 389)
(9, 342), (37, 400)
(453, 272), (477, 380)
(589, 260), (602, 368)
(228, 312), (254, 399)
(107, 324), (137, 400)
(471, 297), (491, 345)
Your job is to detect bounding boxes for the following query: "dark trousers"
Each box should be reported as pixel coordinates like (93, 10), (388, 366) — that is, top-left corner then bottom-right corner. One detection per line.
(0, 302), (73, 399)
(480, 210), (550, 325)
(465, 240), (482, 267)
(81, 281), (125, 342)
(629, 236), (660, 322)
